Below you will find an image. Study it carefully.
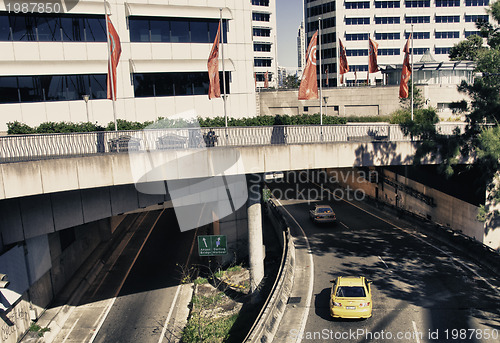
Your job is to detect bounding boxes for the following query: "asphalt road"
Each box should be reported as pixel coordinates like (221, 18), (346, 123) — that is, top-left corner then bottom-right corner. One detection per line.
(268, 180), (500, 343)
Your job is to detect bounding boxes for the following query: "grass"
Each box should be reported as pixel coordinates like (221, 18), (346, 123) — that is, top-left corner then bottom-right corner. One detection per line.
(182, 313), (238, 343)
(29, 323), (51, 337)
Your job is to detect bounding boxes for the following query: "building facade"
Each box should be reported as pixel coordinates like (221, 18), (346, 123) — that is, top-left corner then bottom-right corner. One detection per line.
(252, 0), (278, 89)
(0, 0), (257, 132)
(297, 21), (306, 77)
(304, 0), (491, 87)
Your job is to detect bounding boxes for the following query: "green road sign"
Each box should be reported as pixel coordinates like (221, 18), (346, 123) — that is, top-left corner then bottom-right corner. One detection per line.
(198, 235), (227, 256)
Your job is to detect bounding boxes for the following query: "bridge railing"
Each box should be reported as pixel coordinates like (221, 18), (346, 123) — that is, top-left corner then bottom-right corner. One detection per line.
(0, 123), (468, 163)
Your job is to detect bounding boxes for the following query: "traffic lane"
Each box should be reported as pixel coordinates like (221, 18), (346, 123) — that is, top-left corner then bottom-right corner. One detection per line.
(276, 196), (500, 342)
(93, 209), (196, 343)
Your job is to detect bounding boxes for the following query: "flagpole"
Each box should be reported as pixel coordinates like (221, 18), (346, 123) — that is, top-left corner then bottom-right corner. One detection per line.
(318, 17), (323, 132)
(104, 1), (118, 131)
(220, 8), (228, 140)
(411, 24), (414, 121)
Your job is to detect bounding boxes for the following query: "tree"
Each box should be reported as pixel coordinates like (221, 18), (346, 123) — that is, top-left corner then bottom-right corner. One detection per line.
(399, 82), (425, 110)
(281, 74), (300, 89)
(403, 0), (500, 231)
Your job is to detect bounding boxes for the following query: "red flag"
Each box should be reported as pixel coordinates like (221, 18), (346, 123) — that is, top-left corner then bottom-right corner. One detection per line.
(338, 38), (349, 85)
(106, 14), (121, 101)
(264, 71), (269, 88)
(399, 34), (412, 98)
(298, 30), (319, 100)
(326, 67), (329, 86)
(368, 37), (379, 83)
(254, 72), (257, 89)
(208, 22), (221, 99)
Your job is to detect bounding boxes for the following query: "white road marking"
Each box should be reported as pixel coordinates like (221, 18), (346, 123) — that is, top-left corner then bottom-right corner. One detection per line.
(412, 321), (422, 343)
(275, 198), (314, 343)
(312, 182), (499, 295)
(88, 209), (166, 343)
(158, 284), (182, 343)
(61, 317), (80, 343)
(339, 221), (349, 229)
(378, 256), (389, 269)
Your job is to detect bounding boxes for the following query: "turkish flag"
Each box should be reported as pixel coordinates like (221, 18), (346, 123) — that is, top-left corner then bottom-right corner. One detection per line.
(339, 38), (349, 75)
(264, 70), (269, 88)
(368, 38), (379, 74)
(298, 30), (318, 100)
(399, 34), (412, 98)
(106, 14), (121, 101)
(208, 22), (221, 99)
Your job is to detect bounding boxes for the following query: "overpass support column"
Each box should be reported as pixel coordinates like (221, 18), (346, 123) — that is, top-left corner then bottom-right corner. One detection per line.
(247, 174), (264, 297)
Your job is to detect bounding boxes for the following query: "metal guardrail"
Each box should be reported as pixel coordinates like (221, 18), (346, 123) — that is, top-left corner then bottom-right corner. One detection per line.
(0, 123), (467, 163)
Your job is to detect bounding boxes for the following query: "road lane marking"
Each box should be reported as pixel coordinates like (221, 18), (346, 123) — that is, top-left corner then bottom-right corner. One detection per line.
(312, 182), (499, 295)
(412, 321), (422, 343)
(275, 198), (314, 343)
(378, 256), (389, 269)
(61, 317), (80, 343)
(158, 284), (182, 343)
(339, 221), (349, 229)
(88, 209), (166, 343)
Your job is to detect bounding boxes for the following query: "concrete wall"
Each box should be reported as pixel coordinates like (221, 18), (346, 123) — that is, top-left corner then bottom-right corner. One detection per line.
(0, 218), (111, 343)
(259, 85), (468, 119)
(328, 167), (489, 247)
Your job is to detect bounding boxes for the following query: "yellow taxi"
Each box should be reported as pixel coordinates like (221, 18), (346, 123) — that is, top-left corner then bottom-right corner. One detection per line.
(330, 276), (372, 319)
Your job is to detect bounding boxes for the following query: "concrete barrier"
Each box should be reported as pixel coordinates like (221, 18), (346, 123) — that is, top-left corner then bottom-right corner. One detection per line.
(243, 200), (295, 343)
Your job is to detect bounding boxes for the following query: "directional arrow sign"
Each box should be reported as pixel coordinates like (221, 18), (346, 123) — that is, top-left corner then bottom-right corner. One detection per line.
(198, 235), (227, 256)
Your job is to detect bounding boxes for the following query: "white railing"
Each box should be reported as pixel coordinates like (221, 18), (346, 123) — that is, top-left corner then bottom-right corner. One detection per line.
(0, 123), (468, 163)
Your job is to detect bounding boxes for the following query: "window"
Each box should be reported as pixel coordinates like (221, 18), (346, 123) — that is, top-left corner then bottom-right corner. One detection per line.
(465, 15), (489, 22)
(133, 72), (230, 97)
(345, 17), (370, 25)
(0, 12), (105, 42)
(308, 2), (335, 16)
(379, 48), (400, 55)
(254, 43), (271, 51)
(405, 16), (430, 23)
(253, 28), (271, 37)
(346, 33), (369, 40)
(410, 47), (429, 54)
(375, 17), (400, 24)
(346, 49), (368, 56)
(435, 15), (460, 23)
(0, 74), (107, 103)
(465, 0), (489, 5)
(254, 58), (272, 67)
(322, 32), (336, 43)
(345, 1), (370, 9)
(375, 32), (400, 40)
(405, 32), (430, 39)
(435, 47), (451, 54)
(375, 1), (400, 7)
(255, 73), (273, 81)
(253, 12), (270, 21)
(252, 0), (269, 6)
(129, 17), (227, 43)
(435, 31), (459, 38)
(436, 0), (460, 6)
(465, 30), (480, 37)
(405, 0), (430, 7)
(350, 65), (368, 71)
(308, 17), (336, 31)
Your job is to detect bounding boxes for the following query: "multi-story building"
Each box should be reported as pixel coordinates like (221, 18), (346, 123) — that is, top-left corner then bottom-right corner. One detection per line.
(252, 0), (278, 88)
(0, 1), (256, 132)
(304, 0), (491, 87)
(297, 21), (306, 77)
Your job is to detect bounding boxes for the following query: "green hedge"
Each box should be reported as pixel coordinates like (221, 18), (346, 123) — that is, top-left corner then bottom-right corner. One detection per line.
(7, 114), (400, 134)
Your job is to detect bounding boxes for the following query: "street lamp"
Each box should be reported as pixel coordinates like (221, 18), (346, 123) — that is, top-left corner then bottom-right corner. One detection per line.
(323, 96), (329, 118)
(82, 94), (90, 122)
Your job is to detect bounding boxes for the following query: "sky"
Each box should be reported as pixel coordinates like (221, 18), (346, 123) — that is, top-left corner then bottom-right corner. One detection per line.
(276, 0), (303, 71)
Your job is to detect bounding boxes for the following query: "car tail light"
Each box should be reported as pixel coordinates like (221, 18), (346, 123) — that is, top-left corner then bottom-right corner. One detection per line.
(359, 302), (370, 307)
(333, 302), (342, 307)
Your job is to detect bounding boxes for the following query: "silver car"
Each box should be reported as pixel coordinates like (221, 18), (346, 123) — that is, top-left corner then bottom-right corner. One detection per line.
(309, 204), (337, 224)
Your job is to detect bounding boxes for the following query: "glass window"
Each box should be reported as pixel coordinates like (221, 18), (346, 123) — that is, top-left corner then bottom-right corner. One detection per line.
(154, 73), (174, 96)
(208, 21), (219, 43)
(10, 15), (36, 41)
(0, 14), (11, 41)
(190, 20), (209, 43)
(84, 17), (106, 42)
(18, 76), (43, 102)
(0, 77), (20, 103)
(170, 20), (189, 42)
(134, 73), (155, 97)
(60, 16), (84, 41)
(89, 74), (106, 99)
(36, 15), (61, 41)
(41, 75), (65, 101)
(129, 17), (150, 42)
(150, 18), (170, 42)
